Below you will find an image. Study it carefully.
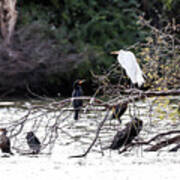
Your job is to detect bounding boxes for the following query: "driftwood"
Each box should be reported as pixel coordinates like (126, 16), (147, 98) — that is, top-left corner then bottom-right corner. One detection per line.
(134, 130), (180, 146)
(169, 144), (180, 152)
(130, 130), (180, 152)
(51, 89), (180, 109)
(107, 89), (180, 108)
(60, 89), (180, 158)
(0, 88), (179, 157)
(0, 3), (178, 157)
(145, 135), (180, 151)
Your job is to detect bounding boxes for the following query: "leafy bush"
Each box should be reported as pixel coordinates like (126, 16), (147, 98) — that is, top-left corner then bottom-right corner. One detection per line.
(17, 0), (144, 52)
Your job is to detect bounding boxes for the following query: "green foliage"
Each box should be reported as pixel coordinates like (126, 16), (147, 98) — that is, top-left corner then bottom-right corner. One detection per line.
(17, 0), (180, 63)
(16, 0), (148, 83)
(159, 0), (173, 10)
(153, 97), (179, 122)
(16, 0), (179, 96)
(18, 0), (143, 52)
(132, 16), (180, 91)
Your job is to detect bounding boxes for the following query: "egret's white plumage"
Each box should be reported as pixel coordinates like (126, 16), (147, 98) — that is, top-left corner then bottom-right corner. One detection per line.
(111, 50), (145, 87)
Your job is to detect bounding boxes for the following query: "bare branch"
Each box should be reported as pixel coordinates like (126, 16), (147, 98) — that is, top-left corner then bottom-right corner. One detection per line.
(69, 110), (110, 158)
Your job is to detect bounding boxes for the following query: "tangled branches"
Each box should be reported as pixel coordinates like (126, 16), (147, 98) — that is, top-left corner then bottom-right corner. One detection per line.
(0, 87), (179, 157)
(0, 15), (179, 157)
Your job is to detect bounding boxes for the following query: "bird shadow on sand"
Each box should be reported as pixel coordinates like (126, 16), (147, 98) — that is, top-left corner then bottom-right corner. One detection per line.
(19, 152), (51, 158)
(0, 154), (12, 158)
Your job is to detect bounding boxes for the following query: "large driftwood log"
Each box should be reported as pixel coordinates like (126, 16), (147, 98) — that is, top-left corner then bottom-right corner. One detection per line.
(145, 135), (180, 151)
(55, 89), (180, 109)
(67, 89), (180, 158)
(131, 130), (180, 152)
(134, 130), (180, 146)
(107, 89), (180, 108)
(0, 0), (17, 45)
(169, 144), (180, 152)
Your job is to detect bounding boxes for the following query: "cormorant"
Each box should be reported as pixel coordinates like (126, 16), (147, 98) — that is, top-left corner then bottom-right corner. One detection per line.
(26, 131), (41, 154)
(72, 79), (85, 120)
(111, 102), (128, 123)
(110, 117), (143, 150)
(0, 128), (13, 155)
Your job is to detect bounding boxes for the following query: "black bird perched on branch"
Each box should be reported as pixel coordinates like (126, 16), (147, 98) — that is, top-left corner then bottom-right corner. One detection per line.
(26, 131), (41, 154)
(110, 117), (143, 150)
(72, 79), (85, 120)
(0, 128), (13, 155)
(111, 102), (128, 123)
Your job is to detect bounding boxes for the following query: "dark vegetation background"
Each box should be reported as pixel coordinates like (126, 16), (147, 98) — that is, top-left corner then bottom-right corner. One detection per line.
(0, 0), (179, 98)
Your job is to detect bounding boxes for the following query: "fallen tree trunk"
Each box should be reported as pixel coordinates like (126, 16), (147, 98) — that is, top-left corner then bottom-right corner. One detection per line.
(134, 130), (180, 146)
(107, 89), (180, 108)
(55, 89), (180, 108)
(129, 130), (180, 152)
(145, 135), (180, 151)
(169, 144), (180, 152)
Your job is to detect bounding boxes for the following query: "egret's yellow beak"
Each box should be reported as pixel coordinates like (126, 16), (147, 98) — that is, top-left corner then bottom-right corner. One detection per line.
(79, 79), (86, 84)
(110, 51), (120, 55)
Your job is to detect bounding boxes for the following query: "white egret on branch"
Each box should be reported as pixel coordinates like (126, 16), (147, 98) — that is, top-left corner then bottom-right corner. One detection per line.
(111, 50), (145, 87)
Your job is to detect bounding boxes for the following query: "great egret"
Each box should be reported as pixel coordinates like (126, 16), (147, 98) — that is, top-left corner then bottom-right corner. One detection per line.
(26, 131), (41, 154)
(72, 80), (85, 120)
(111, 50), (145, 87)
(0, 128), (13, 155)
(109, 117), (143, 150)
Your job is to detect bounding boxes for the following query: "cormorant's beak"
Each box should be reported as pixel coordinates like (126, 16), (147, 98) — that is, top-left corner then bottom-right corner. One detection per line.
(79, 79), (86, 84)
(110, 51), (120, 55)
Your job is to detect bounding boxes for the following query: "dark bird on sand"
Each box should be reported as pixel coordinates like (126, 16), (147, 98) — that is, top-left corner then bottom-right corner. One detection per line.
(26, 131), (41, 154)
(110, 117), (143, 150)
(111, 102), (128, 123)
(72, 79), (85, 120)
(0, 128), (13, 155)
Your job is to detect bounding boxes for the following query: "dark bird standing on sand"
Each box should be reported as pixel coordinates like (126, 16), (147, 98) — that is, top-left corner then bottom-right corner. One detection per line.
(0, 128), (13, 155)
(26, 131), (41, 154)
(72, 80), (85, 120)
(111, 102), (128, 123)
(110, 117), (143, 150)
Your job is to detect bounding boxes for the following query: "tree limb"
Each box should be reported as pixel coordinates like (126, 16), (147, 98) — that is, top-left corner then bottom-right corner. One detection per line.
(106, 89), (180, 108)
(134, 130), (180, 146)
(145, 135), (180, 151)
(69, 110), (110, 158)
